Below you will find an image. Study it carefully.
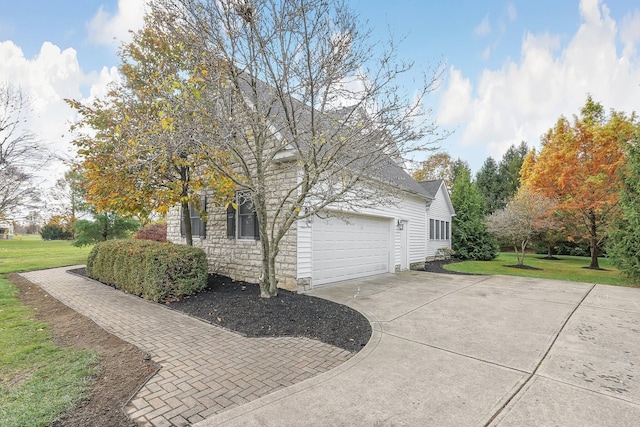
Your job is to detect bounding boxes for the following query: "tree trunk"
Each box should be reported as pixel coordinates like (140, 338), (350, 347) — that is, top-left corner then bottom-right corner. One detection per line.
(178, 166), (193, 246)
(102, 217), (109, 241)
(181, 200), (193, 246)
(259, 237), (278, 298)
(589, 236), (600, 269)
(547, 244), (554, 258)
(513, 243), (521, 266)
(519, 240), (527, 266)
(268, 252), (278, 296)
(588, 210), (599, 269)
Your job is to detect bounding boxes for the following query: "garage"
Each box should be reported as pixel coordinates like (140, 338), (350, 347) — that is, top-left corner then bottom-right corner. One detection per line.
(312, 214), (391, 286)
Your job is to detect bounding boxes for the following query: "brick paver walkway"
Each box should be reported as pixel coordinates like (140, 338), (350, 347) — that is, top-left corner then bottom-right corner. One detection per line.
(21, 267), (352, 427)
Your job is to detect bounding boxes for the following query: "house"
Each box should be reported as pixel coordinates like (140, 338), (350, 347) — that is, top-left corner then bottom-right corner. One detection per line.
(167, 171), (455, 291)
(0, 222), (14, 240)
(419, 179), (456, 259)
(165, 75), (454, 291)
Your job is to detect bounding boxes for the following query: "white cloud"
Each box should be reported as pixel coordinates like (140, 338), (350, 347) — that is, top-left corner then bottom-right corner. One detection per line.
(87, 0), (147, 47)
(437, 67), (472, 125)
(438, 0), (640, 161)
(507, 3), (517, 22)
(481, 45), (493, 60)
(620, 9), (640, 58)
(88, 66), (121, 101)
(0, 40), (119, 186)
(474, 15), (492, 37)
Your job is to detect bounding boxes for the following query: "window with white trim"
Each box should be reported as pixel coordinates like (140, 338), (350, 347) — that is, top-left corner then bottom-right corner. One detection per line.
(429, 219), (450, 240)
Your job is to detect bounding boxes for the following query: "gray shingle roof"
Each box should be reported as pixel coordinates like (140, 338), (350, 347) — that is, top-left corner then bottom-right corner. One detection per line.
(379, 161), (431, 198)
(417, 179), (443, 199)
(235, 73), (430, 199)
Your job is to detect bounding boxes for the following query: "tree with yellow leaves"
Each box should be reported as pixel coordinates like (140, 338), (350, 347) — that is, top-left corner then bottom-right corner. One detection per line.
(68, 10), (233, 245)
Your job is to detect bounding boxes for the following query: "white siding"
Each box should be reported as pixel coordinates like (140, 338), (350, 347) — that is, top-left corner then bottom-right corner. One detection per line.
(426, 184), (454, 258)
(394, 226), (402, 267)
(297, 218), (312, 279)
(297, 192), (427, 283)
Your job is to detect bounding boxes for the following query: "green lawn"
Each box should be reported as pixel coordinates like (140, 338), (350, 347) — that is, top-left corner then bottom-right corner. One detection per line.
(0, 235), (91, 274)
(444, 252), (636, 287)
(0, 236), (96, 427)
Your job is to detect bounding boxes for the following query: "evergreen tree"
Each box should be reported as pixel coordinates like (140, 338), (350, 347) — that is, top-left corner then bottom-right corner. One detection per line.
(607, 132), (640, 282)
(475, 157), (502, 214)
(452, 158), (472, 184)
(450, 167), (499, 260)
(498, 141), (529, 199)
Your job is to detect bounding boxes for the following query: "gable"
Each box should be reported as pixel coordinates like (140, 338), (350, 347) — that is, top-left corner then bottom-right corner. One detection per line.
(420, 180), (456, 220)
(424, 181), (455, 218)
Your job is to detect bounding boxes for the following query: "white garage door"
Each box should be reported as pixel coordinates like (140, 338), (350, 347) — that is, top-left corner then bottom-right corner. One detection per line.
(312, 214), (390, 286)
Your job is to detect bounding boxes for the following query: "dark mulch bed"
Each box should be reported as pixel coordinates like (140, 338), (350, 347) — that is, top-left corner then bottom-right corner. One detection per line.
(581, 266), (611, 271)
(70, 269), (371, 353)
(504, 264), (543, 271)
(421, 258), (482, 275)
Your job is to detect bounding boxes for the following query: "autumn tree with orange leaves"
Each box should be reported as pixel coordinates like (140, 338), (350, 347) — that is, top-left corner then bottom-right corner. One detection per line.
(521, 96), (637, 269)
(412, 152), (457, 188)
(68, 10), (233, 245)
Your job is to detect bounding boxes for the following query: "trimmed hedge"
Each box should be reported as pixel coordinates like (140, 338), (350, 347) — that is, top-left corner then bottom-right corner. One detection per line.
(86, 240), (208, 302)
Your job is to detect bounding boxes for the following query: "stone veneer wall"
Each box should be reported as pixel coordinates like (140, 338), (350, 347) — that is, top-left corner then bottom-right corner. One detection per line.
(167, 164), (299, 291)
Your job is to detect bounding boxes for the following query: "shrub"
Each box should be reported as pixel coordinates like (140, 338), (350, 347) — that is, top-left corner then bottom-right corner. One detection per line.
(135, 222), (167, 242)
(86, 240), (208, 302)
(41, 224), (73, 240)
(450, 166), (498, 261)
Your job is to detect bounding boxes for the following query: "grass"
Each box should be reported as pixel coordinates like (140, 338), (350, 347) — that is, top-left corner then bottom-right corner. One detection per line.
(444, 252), (635, 287)
(0, 236), (92, 274)
(0, 236), (96, 427)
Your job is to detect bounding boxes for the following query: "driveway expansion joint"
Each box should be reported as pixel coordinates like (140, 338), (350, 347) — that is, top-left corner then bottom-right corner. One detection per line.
(383, 331), (531, 375)
(386, 275), (494, 323)
(483, 283), (597, 426)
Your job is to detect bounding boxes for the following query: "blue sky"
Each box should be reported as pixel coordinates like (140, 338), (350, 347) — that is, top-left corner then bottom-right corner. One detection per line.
(1, 0), (639, 185)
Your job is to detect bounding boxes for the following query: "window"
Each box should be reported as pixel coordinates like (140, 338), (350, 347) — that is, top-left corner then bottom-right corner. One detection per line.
(429, 219), (450, 241)
(239, 198), (258, 239)
(181, 196), (207, 238)
(226, 193), (260, 240)
(226, 204), (236, 239)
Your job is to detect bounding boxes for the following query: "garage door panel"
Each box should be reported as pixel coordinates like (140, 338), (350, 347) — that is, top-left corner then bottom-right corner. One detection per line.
(312, 215), (390, 286)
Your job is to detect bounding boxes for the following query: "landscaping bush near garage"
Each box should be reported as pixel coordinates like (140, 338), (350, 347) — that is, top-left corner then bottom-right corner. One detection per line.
(86, 240), (207, 302)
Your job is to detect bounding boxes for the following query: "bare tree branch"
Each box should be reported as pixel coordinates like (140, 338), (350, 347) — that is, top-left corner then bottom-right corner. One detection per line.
(154, 0), (448, 296)
(0, 84), (47, 219)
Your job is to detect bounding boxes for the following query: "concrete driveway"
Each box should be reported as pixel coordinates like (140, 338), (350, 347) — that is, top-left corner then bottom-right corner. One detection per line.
(196, 271), (640, 426)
